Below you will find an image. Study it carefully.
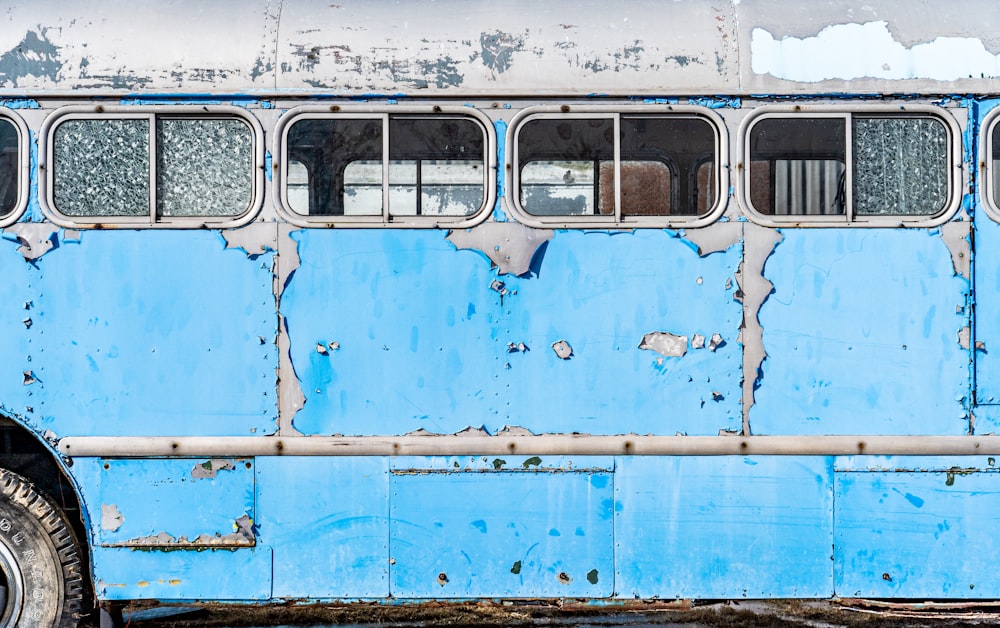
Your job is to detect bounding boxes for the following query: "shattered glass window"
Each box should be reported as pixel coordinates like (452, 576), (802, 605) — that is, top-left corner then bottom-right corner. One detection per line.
(285, 115), (486, 218)
(0, 118), (17, 216)
(517, 115), (716, 219)
(853, 117), (948, 215)
(54, 119), (150, 216)
(157, 119), (252, 217)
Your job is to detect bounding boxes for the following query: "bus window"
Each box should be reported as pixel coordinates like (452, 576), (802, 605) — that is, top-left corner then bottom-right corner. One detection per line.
(54, 119), (151, 217)
(514, 113), (718, 224)
(51, 113), (256, 223)
(0, 117), (19, 217)
(284, 115), (487, 220)
(156, 119), (253, 217)
(747, 112), (951, 221)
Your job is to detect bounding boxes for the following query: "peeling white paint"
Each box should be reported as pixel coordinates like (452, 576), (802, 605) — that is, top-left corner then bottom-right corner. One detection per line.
(752, 21), (1000, 82)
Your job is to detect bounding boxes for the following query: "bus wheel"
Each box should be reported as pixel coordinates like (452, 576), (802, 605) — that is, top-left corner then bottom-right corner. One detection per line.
(0, 468), (83, 627)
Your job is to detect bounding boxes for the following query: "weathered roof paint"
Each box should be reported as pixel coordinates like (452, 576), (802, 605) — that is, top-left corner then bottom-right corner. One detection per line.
(6, 0), (1000, 96)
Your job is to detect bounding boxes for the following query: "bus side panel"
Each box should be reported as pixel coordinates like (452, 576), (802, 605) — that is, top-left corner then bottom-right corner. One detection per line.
(388, 456), (614, 598)
(72, 457), (271, 601)
(614, 456), (833, 598)
(282, 229), (741, 436)
(256, 456), (389, 599)
(27, 231), (277, 437)
(834, 464), (1000, 598)
(0, 236), (34, 422)
(283, 230), (498, 436)
(752, 229), (969, 435)
(498, 230), (742, 436)
(973, 216), (1000, 421)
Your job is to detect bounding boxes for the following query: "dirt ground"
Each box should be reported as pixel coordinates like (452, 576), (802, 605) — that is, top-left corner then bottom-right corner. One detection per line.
(96, 599), (1000, 627)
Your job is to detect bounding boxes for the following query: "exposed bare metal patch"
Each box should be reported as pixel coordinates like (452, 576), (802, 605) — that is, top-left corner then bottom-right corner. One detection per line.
(551, 340), (573, 359)
(447, 222), (553, 276)
(638, 332), (688, 358)
(101, 504), (125, 532)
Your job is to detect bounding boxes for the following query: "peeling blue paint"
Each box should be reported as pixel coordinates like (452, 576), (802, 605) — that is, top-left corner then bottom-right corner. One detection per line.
(493, 119), (508, 222)
(752, 229), (969, 435)
(0, 99), (40, 109)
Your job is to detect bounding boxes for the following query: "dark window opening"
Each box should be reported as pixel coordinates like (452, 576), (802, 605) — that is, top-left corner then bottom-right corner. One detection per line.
(517, 115), (716, 219)
(0, 119), (18, 216)
(285, 116), (486, 218)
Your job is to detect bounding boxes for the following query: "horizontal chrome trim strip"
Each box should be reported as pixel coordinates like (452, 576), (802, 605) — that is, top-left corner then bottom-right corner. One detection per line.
(58, 435), (1000, 458)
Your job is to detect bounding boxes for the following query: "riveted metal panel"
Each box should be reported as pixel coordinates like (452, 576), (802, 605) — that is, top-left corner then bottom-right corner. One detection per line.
(256, 456), (390, 599)
(751, 229), (970, 435)
(615, 456), (833, 599)
(835, 465), (1000, 598)
(388, 457), (614, 598)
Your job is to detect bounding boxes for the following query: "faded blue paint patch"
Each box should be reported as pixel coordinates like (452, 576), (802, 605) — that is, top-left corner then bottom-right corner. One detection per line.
(835, 470), (1000, 597)
(492, 119), (508, 222)
(975, 222), (1000, 405)
(752, 229), (968, 435)
(9, 231), (276, 437)
(615, 456), (834, 598)
(26, 130), (42, 222)
(256, 456), (389, 598)
(389, 465), (613, 598)
(283, 229), (740, 436)
(90, 458), (255, 546)
(0, 99), (40, 109)
(0, 237), (35, 423)
(91, 546), (271, 601)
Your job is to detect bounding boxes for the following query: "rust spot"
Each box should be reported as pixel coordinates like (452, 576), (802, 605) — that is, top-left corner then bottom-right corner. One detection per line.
(558, 572), (572, 584)
(560, 105), (570, 113)
(883, 573), (892, 582)
(857, 441), (866, 453)
(437, 572), (449, 585)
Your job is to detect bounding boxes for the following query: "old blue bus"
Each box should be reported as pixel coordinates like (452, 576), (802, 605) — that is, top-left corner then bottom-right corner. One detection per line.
(2, 0), (1000, 624)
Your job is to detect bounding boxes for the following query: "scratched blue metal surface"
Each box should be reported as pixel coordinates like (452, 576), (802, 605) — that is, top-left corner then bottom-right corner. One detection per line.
(88, 458), (255, 546)
(752, 229), (969, 435)
(615, 456), (833, 598)
(388, 456), (614, 598)
(90, 547), (272, 601)
(0, 236), (34, 423)
(283, 229), (741, 436)
(256, 456), (389, 599)
(973, 136), (1000, 417)
(71, 457), (269, 601)
(835, 468), (1000, 598)
(11, 230), (276, 437)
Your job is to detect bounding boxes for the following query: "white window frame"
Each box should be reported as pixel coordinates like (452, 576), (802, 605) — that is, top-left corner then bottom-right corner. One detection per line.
(39, 105), (264, 229)
(0, 109), (29, 228)
(274, 105), (496, 228)
(505, 105), (728, 229)
(738, 104), (963, 228)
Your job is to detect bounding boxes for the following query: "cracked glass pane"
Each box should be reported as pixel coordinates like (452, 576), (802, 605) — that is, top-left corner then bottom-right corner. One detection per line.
(54, 119), (150, 216)
(853, 116), (948, 215)
(157, 119), (253, 217)
(0, 118), (17, 216)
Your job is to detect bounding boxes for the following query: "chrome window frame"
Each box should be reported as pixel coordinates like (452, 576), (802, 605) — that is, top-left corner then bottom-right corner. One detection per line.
(0, 109), (29, 228)
(274, 105), (496, 229)
(505, 105), (729, 229)
(738, 104), (963, 228)
(39, 105), (264, 229)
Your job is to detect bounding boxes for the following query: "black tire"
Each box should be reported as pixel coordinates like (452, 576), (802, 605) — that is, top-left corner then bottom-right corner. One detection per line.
(0, 468), (83, 627)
